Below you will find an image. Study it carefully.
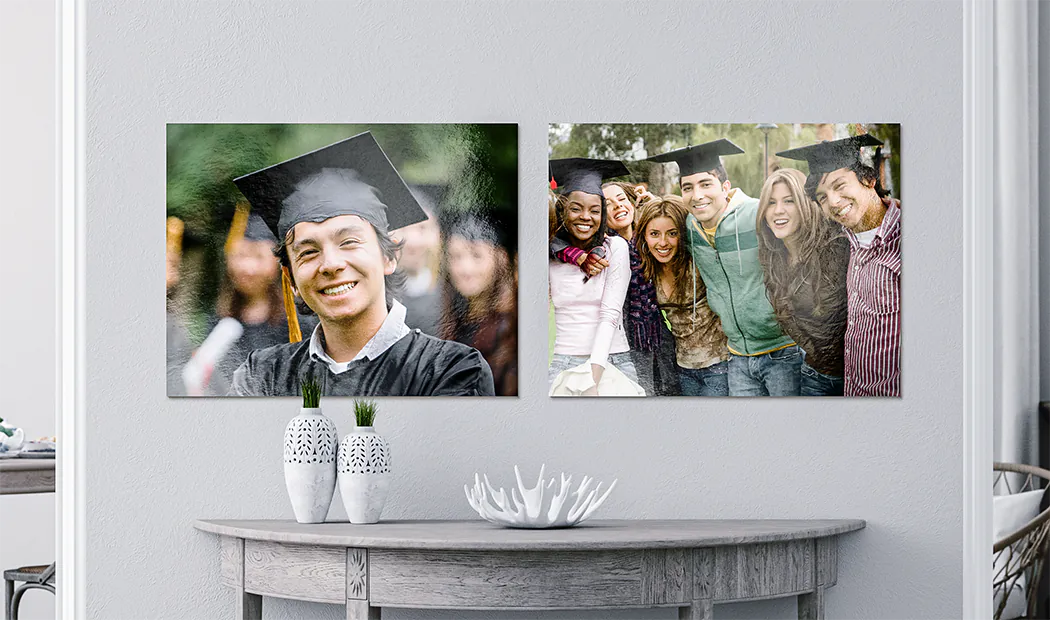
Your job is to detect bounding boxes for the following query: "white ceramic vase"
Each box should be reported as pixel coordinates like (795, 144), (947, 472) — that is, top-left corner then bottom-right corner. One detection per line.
(337, 426), (391, 524)
(283, 407), (338, 524)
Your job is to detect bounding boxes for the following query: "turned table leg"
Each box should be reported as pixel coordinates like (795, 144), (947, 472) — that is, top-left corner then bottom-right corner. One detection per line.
(679, 599), (714, 620)
(798, 585), (825, 619)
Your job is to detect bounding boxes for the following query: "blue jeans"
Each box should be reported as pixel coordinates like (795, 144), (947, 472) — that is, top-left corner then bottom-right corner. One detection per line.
(677, 361), (730, 397)
(799, 355), (844, 397)
(548, 352), (641, 393)
(727, 345), (802, 397)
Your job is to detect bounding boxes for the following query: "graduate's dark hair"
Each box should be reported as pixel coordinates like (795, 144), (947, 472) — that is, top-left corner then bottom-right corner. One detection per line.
(685, 162), (729, 185)
(552, 190), (608, 254)
(804, 162), (888, 204)
(274, 222), (406, 313)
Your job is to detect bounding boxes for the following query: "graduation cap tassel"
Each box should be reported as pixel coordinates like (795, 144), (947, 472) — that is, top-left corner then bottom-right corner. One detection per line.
(281, 267), (303, 343)
(224, 201), (250, 255)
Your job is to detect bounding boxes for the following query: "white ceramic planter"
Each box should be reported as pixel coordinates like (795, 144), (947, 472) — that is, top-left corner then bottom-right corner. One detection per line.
(283, 407), (338, 524)
(337, 426), (391, 524)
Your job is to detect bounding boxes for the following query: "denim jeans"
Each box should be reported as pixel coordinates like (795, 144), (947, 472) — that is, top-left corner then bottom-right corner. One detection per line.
(727, 345), (802, 397)
(629, 350), (656, 397)
(548, 352), (641, 393)
(677, 361), (730, 397)
(799, 353), (844, 397)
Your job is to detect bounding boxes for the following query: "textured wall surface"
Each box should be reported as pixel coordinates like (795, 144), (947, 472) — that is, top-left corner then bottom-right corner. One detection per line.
(85, 1), (963, 618)
(0, 1), (57, 619)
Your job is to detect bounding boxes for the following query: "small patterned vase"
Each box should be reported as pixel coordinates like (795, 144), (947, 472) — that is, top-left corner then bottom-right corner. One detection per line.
(337, 426), (391, 524)
(283, 407), (338, 524)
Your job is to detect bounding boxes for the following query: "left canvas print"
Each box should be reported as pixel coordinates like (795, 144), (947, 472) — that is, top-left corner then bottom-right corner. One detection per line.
(166, 124), (518, 397)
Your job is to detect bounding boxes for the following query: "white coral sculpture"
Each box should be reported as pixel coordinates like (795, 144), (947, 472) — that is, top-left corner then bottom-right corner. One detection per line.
(464, 464), (617, 528)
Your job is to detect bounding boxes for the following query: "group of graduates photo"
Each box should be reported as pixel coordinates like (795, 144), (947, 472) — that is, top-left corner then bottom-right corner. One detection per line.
(166, 124), (518, 397)
(547, 123), (901, 398)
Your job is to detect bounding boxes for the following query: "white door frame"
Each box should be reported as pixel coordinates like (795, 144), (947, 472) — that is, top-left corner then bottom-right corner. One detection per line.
(963, 0), (993, 617)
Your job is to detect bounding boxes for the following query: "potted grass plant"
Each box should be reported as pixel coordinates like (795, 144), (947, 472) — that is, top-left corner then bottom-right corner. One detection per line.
(337, 400), (391, 524)
(282, 378), (338, 524)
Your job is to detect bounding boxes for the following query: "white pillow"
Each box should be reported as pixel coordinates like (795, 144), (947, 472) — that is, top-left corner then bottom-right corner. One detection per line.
(993, 489), (1044, 619)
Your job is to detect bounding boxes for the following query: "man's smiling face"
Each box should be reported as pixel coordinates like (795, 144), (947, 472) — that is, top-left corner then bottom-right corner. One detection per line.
(681, 171), (731, 228)
(287, 214), (395, 325)
(814, 168), (881, 232)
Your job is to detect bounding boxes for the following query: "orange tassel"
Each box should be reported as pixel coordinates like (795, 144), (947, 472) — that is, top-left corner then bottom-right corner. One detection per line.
(281, 267), (302, 343)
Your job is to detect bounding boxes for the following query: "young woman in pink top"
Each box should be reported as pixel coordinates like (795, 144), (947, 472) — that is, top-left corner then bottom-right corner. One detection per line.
(548, 158), (639, 396)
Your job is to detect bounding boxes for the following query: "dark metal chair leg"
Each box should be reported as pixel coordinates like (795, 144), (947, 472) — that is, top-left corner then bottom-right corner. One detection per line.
(4, 578), (12, 620)
(9, 583), (55, 620)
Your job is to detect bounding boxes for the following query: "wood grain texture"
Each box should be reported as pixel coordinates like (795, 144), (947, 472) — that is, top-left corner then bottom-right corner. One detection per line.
(220, 536), (243, 588)
(798, 586), (826, 619)
(815, 536), (838, 587)
(678, 599), (714, 620)
(641, 548), (692, 605)
(0, 459), (56, 495)
(193, 519), (866, 551)
(244, 540), (345, 604)
(236, 591), (262, 620)
(368, 549), (643, 608)
(346, 548), (367, 600)
(694, 540), (814, 603)
(346, 599), (381, 620)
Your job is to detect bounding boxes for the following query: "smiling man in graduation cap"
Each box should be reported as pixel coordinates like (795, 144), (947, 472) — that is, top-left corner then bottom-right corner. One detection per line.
(228, 131), (495, 397)
(777, 134), (900, 397)
(647, 139), (801, 397)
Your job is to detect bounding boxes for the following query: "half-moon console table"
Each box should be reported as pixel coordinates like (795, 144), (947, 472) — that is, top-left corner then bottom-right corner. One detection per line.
(194, 519), (865, 620)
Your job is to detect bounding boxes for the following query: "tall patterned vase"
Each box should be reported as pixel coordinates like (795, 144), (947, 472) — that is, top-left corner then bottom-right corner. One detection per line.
(337, 426), (391, 524)
(283, 407), (338, 524)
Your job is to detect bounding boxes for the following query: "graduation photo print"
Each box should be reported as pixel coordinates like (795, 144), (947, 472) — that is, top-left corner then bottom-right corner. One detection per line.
(548, 123), (901, 398)
(167, 124), (518, 397)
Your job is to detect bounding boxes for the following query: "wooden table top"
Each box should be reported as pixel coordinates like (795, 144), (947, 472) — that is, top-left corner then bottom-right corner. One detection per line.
(0, 457), (56, 494)
(194, 518), (865, 551)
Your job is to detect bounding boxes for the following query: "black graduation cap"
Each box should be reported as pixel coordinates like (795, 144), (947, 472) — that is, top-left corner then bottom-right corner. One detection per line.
(645, 139), (744, 177)
(549, 158), (630, 196)
(233, 131), (427, 242)
(243, 212), (276, 242)
(776, 134), (883, 176)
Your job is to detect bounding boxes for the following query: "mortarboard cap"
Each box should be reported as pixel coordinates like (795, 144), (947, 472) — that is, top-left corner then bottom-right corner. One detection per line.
(233, 131), (427, 242)
(645, 139), (744, 177)
(243, 212), (276, 242)
(776, 134), (883, 176)
(549, 158), (630, 196)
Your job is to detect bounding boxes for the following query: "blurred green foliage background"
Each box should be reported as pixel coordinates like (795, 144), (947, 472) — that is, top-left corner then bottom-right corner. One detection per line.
(549, 123), (900, 201)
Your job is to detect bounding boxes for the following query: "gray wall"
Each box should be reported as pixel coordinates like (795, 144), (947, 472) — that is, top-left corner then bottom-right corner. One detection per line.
(0, 1), (57, 619)
(85, 1), (963, 618)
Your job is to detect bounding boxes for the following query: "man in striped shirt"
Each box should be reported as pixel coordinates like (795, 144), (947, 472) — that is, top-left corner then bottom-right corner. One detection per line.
(778, 136), (901, 396)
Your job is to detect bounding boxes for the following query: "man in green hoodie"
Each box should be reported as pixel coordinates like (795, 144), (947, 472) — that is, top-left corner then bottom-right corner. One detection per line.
(647, 139), (800, 396)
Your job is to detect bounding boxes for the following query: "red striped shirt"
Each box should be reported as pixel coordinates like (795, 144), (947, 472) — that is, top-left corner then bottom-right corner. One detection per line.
(843, 198), (901, 397)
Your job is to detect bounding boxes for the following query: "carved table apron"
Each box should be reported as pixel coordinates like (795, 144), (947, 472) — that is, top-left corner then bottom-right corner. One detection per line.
(194, 519), (865, 620)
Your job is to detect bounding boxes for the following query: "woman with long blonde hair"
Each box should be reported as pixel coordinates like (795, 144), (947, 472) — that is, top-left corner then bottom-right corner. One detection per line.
(635, 196), (729, 396)
(756, 168), (849, 396)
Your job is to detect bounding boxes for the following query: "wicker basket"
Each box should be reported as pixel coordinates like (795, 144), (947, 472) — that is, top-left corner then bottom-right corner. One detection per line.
(994, 462), (1050, 620)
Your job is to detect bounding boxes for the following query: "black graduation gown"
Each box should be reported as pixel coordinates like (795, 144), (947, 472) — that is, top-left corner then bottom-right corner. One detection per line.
(229, 329), (495, 396)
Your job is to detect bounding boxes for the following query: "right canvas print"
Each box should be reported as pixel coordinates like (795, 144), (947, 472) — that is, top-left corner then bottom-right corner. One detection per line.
(548, 123), (901, 398)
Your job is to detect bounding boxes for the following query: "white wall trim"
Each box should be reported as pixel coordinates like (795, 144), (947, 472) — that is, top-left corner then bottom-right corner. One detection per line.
(963, 0), (993, 617)
(58, 0), (85, 618)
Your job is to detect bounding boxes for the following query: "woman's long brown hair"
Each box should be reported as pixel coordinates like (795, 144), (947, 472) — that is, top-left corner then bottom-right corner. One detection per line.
(756, 168), (848, 327)
(635, 195), (696, 305)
